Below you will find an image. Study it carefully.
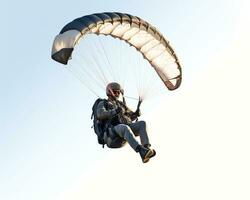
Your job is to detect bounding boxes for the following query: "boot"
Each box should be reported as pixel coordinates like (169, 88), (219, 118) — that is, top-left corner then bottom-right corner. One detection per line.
(144, 144), (156, 158)
(138, 145), (154, 163)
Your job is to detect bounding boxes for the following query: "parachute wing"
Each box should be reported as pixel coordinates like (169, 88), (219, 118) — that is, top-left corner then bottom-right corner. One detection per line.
(51, 12), (182, 90)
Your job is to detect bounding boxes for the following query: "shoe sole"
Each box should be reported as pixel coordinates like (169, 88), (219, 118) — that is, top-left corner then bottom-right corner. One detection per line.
(142, 150), (154, 163)
(149, 150), (156, 158)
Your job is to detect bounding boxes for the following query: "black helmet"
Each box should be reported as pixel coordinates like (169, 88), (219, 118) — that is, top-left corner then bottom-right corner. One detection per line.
(106, 82), (124, 96)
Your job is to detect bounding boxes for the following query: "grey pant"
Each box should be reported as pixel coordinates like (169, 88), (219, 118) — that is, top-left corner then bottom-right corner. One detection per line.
(113, 121), (150, 151)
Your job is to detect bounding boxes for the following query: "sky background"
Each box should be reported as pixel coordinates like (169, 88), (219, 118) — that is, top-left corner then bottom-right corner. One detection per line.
(1, 0), (250, 200)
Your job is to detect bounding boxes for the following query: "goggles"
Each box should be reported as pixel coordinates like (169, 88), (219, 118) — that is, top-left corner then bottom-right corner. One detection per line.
(113, 90), (121, 95)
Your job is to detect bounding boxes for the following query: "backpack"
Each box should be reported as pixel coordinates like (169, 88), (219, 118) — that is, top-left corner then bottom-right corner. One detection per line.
(91, 98), (108, 147)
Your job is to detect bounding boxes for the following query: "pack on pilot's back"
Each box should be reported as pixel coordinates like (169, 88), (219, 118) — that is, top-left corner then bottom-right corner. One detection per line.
(91, 98), (108, 147)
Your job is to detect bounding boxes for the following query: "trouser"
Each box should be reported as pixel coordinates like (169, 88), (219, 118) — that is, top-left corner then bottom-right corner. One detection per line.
(113, 120), (150, 152)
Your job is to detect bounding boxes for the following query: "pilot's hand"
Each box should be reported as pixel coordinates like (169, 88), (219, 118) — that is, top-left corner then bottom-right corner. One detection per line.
(115, 107), (122, 114)
(134, 109), (141, 117)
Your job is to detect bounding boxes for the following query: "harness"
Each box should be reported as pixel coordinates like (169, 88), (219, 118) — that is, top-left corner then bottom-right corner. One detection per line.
(91, 98), (125, 148)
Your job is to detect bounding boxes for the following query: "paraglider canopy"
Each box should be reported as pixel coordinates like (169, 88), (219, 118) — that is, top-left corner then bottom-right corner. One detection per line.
(51, 12), (182, 92)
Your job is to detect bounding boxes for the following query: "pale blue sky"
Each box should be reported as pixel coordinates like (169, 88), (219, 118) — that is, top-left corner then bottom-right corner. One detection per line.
(1, 1), (249, 200)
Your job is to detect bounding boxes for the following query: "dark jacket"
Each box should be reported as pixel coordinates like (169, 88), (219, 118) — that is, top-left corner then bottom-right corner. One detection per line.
(96, 99), (138, 126)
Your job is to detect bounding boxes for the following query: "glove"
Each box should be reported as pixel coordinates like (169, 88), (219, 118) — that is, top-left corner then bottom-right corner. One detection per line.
(134, 109), (141, 117)
(115, 107), (122, 114)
